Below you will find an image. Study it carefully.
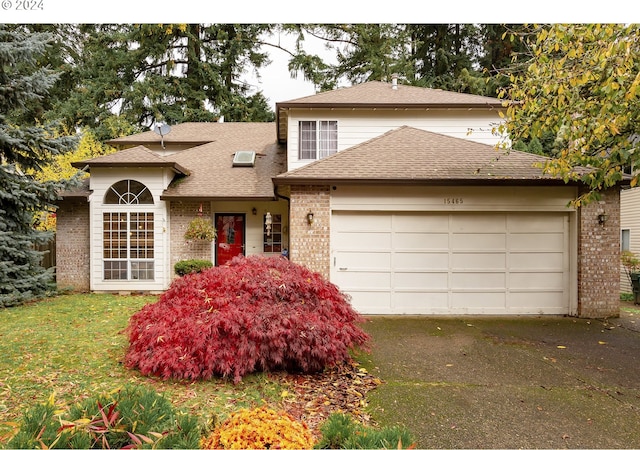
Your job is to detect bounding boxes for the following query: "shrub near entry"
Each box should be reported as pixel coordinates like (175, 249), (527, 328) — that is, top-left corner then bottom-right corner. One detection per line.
(125, 255), (370, 383)
(174, 259), (213, 276)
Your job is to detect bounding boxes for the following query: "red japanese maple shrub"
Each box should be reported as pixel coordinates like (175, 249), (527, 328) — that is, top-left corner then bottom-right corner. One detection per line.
(124, 255), (370, 383)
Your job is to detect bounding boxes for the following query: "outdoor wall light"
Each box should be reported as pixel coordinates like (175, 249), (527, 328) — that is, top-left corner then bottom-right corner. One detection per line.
(252, 207), (257, 215)
(598, 212), (608, 225)
(307, 211), (314, 225)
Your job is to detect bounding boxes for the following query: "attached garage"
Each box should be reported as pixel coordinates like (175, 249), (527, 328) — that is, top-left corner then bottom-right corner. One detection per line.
(277, 126), (620, 318)
(331, 209), (572, 315)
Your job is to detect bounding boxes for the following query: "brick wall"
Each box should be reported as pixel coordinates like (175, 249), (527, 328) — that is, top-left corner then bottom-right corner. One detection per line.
(55, 198), (90, 291)
(288, 185), (331, 278)
(577, 187), (620, 318)
(169, 201), (213, 279)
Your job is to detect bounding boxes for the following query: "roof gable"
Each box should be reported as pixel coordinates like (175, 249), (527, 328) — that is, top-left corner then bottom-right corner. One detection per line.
(276, 80), (504, 143)
(106, 122), (269, 147)
(72, 145), (189, 174)
(274, 126), (582, 185)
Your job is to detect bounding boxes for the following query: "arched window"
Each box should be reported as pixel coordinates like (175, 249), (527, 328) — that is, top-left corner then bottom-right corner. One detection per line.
(102, 180), (154, 281)
(104, 180), (154, 205)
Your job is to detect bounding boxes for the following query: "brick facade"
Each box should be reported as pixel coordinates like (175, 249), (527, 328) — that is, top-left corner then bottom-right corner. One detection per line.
(577, 187), (621, 318)
(169, 201), (213, 279)
(55, 198), (90, 291)
(288, 185), (331, 278)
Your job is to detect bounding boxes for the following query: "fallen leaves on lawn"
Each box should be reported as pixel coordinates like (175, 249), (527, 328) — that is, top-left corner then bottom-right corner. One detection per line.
(273, 360), (382, 435)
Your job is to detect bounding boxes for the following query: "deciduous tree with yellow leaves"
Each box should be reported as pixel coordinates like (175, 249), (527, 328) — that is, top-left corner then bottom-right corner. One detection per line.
(499, 24), (640, 205)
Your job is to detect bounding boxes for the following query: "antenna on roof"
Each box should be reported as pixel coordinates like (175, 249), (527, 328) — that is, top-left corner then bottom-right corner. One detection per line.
(153, 122), (172, 149)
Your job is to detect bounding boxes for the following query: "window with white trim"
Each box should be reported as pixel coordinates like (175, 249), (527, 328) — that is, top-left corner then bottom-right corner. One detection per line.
(103, 180), (155, 281)
(299, 120), (337, 160)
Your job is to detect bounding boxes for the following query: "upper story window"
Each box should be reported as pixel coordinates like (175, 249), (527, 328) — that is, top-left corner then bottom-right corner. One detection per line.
(104, 179), (154, 205)
(299, 120), (337, 160)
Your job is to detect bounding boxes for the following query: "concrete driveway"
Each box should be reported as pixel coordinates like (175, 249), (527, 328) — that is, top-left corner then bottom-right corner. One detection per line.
(360, 306), (640, 449)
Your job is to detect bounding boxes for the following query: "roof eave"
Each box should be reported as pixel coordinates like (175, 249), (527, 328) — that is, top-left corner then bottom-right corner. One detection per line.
(160, 194), (276, 201)
(273, 177), (582, 187)
(106, 139), (212, 147)
(71, 161), (190, 176)
(276, 102), (505, 110)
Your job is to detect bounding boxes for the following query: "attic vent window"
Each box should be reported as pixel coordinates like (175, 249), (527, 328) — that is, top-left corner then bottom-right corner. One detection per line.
(233, 150), (256, 167)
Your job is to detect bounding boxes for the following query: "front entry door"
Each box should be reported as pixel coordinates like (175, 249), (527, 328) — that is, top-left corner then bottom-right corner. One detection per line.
(215, 214), (245, 266)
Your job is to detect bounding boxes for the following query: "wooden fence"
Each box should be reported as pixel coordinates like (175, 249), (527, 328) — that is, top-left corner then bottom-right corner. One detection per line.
(37, 236), (56, 272)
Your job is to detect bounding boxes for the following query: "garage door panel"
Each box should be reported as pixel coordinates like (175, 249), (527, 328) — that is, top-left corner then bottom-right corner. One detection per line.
(451, 292), (506, 309)
(333, 232), (391, 249)
(395, 292), (450, 311)
(333, 212), (391, 231)
(394, 232), (449, 249)
(394, 252), (449, 269)
(510, 272), (565, 289)
(451, 252), (506, 269)
(348, 291), (392, 314)
(510, 252), (564, 269)
(338, 252), (390, 270)
(510, 233), (565, 250)
(451, 214), (506, 232)
(333, 271), (390, 289)
(452, 272), (506, 289)
(452, 233), (506, 250)
(395, 214), (449, 231)
(509, 292), (566, 310)
(394, 271), (448, 290)
(509, 214), (564, 231)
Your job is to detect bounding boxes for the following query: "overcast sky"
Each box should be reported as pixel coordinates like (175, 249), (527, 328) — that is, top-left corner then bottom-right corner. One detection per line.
(244, 31), (334, 110)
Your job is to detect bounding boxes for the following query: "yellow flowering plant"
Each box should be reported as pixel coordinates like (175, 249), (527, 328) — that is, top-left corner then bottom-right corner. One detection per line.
(200, 406), (314, 449)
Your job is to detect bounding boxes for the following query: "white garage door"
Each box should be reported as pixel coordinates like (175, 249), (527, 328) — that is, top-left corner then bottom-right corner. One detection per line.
(331, 211), (570, 315)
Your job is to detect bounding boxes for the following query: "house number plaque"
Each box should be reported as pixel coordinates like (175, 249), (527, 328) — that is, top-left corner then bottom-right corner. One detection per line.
(443, 197), (464, 205)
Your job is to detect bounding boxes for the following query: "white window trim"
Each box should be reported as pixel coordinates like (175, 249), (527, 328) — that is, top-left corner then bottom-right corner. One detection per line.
(298, 120), (338, 160)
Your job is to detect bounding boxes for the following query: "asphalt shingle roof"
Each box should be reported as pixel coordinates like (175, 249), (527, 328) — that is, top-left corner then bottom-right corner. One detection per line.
(106, 122), (241, 146)
(274, 126), (581, 185)
(77, 123), (285, 200)
(276, 80), (504, 108)
(161, 123), (285, 200)
(73, 145), (189, 174)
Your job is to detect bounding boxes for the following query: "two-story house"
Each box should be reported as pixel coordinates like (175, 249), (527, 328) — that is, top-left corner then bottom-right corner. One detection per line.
(55, 80), (622, 318)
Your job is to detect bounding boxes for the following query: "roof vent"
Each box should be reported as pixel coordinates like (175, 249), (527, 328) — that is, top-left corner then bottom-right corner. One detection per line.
(233, 150), (256, 167)
(391, 74), (398, 90)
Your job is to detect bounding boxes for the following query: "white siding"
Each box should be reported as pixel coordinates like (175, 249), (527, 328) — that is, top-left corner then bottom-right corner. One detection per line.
(286, 109), (504, 171)
(620, 188), (640, 292)
(88, 167), (171, 292)
(331, 185), (578, 212)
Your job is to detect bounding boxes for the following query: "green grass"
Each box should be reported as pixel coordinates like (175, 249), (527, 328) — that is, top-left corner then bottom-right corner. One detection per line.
(0, 294), (285, 444)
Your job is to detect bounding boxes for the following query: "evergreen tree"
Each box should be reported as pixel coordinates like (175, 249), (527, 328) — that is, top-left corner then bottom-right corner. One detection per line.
(287, 24), (514, 96)
(0, 25), (78, 306)
(48, 24), (274, 139)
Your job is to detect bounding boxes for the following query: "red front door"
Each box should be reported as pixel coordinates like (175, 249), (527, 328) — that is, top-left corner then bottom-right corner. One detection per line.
(215, 214), (245, 266)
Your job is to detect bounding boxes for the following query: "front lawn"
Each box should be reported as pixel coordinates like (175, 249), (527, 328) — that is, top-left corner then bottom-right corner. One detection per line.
(0, 293), (381, 445)
(0, 294), (286, 443)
